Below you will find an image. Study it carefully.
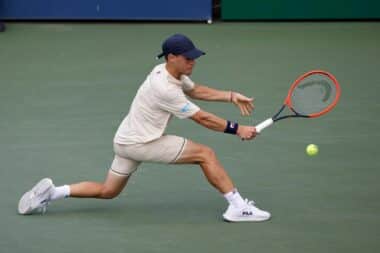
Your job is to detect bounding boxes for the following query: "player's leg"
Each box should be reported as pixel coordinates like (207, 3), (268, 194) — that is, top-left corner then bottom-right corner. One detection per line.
(117, 135), (270, 222)
(18, 172), (129, 215)
(174, 139), (271, 222)
(18, 153), (140, 214)
(68, 171), (129, 199)
(67, 153), (139, 199)
(174, 140), (234, 194)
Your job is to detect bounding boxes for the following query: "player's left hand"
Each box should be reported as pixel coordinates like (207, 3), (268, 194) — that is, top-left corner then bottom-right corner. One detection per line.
(231, 92), (254, 116)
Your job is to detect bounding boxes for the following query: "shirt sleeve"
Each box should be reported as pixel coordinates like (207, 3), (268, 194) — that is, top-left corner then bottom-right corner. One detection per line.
(181, 75), (195, 91)
(157, 89), (200, 119)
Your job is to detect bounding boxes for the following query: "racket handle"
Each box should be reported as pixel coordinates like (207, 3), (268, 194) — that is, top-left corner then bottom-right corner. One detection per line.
(255, 118), (274, 133)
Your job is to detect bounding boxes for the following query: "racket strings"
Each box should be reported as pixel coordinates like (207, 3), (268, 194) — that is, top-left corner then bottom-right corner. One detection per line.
(290, 74), (337, 116)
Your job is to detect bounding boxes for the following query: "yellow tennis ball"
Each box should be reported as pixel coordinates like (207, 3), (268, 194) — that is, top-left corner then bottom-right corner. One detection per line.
(306, 144), (319, 156)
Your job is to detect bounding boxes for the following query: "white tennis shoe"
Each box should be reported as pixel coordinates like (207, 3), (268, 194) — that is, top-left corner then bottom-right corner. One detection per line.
(223, 199), (271, 222)
(18, 178), (54, 215)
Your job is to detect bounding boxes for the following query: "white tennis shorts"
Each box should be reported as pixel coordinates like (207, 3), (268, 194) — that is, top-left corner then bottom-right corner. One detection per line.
(110, 135), (187, 177)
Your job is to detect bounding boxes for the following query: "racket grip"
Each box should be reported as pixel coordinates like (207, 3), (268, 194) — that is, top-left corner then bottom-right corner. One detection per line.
(255, 118), (274, 133)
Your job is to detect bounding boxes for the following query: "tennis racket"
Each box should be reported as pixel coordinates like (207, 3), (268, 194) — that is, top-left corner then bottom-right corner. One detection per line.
(255, 70), (341, 133)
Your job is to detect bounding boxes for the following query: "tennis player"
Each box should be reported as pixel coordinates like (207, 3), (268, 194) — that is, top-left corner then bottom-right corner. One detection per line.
(18, 34), (271, 222)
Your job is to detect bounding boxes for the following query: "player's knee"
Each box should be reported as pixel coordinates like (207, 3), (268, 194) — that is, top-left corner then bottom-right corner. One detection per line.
(200, 145), (217, 163)
(99, 187), (120, 199)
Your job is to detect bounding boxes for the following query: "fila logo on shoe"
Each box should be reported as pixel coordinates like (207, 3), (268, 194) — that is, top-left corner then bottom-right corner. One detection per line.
(242, 211), (253, 216)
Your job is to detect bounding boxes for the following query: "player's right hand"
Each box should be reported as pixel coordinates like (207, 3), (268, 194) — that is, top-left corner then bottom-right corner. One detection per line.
(237, 125), (257, 140)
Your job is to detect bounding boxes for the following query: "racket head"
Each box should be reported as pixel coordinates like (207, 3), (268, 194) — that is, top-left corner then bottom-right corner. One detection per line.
(284, 70), (341, 118)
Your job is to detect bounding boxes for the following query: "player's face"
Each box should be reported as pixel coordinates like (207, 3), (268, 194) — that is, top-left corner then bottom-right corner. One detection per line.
(175, 55), (195, 76)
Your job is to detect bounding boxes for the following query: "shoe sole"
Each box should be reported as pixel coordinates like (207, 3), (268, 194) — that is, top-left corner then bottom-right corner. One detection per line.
(18, 178), (53, 215)
(222, 213), (271, 222)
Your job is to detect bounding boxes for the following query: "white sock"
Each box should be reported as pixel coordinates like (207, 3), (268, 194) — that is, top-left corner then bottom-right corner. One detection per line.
(223, 188), (246, 208)
(50, 185), (70, 201)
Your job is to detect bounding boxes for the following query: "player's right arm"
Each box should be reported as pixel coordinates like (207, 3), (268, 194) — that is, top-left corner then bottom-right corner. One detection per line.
(190, 110), (256, 140)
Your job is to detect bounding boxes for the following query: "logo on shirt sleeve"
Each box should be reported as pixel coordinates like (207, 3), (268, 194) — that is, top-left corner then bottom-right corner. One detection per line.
(180, 103), (191, 113)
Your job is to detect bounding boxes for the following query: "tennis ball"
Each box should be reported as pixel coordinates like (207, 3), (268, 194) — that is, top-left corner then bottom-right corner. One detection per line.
(306, 144), (319, 156)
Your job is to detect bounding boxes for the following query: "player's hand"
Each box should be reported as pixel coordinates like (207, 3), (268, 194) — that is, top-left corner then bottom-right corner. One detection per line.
(237, 125), (257, 140)
(231, 92), (254, 116)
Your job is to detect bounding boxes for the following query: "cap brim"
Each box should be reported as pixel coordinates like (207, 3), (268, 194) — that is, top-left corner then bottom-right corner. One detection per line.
(182, 48), (206, 60)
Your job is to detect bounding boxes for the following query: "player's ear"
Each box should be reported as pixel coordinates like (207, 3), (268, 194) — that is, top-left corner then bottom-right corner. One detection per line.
(167, 53), (177, 62)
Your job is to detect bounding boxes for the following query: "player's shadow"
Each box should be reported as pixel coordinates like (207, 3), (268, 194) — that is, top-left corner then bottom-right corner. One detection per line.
(44, 197), (223, 224)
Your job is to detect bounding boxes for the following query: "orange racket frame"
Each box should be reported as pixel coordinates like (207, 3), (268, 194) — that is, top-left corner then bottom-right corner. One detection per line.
(255, 70), (341, 134)
(285, 70), (341, 118)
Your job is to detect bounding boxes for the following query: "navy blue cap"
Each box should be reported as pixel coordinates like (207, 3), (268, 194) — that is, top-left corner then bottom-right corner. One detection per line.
(157, 34), (205, 60)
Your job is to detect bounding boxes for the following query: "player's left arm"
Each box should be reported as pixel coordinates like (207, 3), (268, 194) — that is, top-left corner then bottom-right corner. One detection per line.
(185, 84), (254, 116)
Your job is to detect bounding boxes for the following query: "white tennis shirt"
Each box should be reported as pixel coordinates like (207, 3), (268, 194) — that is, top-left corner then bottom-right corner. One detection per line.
(114, 63), (200, 145)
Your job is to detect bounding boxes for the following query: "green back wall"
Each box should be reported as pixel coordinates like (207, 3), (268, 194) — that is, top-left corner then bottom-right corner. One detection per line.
(222, 0), (380, 20)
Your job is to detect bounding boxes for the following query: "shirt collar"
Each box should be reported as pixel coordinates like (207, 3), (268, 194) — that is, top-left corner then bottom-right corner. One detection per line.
(162, 64), (182, 85)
